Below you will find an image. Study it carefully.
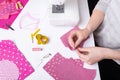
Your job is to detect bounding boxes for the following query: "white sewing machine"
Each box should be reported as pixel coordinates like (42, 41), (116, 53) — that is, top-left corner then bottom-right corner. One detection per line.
(49, 0), (80, 26)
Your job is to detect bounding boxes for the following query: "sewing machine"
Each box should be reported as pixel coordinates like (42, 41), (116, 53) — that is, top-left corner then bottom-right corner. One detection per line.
(49, 0), (80, 26)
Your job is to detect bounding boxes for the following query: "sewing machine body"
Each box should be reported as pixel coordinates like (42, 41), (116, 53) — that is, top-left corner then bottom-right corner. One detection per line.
(49, 0), (80, 26)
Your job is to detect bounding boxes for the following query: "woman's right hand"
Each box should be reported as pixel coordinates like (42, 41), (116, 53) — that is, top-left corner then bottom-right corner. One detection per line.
(68, 28), (90, 49)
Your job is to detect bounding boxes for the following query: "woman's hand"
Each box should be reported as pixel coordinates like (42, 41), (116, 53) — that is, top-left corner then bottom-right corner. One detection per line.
(76, 47), (108, 65)
(68, 28), (90, 49)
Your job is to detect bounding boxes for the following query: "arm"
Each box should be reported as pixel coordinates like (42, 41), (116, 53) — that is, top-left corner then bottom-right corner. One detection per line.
(68, 0), (111, 48)
(85, 9), (105, 35)
(77, 47), (120, 65)
(85, 0), (112, 35)
(68, 9), (105, 49)
(104, 49), (120, 60)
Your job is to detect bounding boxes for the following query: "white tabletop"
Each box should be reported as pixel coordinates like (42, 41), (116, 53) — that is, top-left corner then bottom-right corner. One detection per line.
(0, 0), (100, 80)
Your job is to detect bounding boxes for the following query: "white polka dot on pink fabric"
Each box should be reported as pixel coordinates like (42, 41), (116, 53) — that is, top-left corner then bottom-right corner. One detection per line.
(0, 40), (34, 80)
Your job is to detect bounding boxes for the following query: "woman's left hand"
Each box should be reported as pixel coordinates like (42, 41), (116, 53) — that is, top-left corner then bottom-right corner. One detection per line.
(77, 47), (107, 65)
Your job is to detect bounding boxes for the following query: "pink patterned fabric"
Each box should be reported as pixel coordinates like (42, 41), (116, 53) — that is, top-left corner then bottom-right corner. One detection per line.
(0, 0), (28, 29)
(60, 26), (87, 50)
(0, 40), (34, 80)
(44, 53), (96, 80)
(0, 2), (19, 19)
(0, 60), (19, 80)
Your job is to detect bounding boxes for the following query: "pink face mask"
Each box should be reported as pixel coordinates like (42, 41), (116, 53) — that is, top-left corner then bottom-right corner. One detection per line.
(19, 13), (40, 30)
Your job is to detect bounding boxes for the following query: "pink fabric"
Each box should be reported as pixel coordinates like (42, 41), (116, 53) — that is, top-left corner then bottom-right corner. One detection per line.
(60, 26), (88, 50)
(0, 40), (34, 80)
(0, 0), (28, 29)
(0, 2), (19, 19)
(0, 60), (19, 80)
(44, 53), (96, 80)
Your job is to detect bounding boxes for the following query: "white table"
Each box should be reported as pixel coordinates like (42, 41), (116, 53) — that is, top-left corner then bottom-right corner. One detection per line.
(0, 0), (100, 80)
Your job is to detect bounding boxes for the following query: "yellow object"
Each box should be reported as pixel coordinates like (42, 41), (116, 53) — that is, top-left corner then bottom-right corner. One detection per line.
(17, 1), (24, 9)
(31, 29), (40, 43)
(32, 29), (40, 36)
(31, 34), (34, 43)
(36, 34), (49, 45)
(15, 3), (19, 10)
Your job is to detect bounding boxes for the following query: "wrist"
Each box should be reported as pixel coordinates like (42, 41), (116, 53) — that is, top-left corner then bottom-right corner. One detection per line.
(82, 27), (91, 39)
(102, 48), (119, 59)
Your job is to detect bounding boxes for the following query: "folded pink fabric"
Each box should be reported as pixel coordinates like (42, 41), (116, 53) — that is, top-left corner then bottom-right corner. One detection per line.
(0, 0), (28, 29)
(44, 53), (96, 80)
(0, 40), (34, 80)
(0, 2), (19, 19)
(60, 26), (87, 50)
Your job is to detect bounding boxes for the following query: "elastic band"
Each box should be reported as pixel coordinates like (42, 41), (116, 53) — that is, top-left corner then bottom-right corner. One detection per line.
(19, 13), (40, 30)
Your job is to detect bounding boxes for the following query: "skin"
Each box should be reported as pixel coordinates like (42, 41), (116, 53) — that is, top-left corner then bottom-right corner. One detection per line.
(68, 9), (120, 65)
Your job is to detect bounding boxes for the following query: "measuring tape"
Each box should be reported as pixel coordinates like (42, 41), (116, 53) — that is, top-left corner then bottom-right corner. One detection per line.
(36, 34), (49, 45)
(31, 28), (49, 45)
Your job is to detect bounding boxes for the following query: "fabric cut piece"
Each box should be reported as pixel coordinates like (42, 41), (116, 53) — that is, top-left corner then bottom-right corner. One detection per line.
(60, 26), (88, 50)
(0, 0), (29, 29)
(0, 40), (34, 80)
(0, 60), (19, 80)
(43, 52), (96, 80)
(0, 2), (19, 19)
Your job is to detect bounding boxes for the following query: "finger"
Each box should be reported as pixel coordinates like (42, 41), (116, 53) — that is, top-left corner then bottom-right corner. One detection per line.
(77, 48), (89, 55)
(68, 32), (76, 48)
(76, 49), (86, 58)
(76, 50), (86, 62)
(74, 37), (82, 48)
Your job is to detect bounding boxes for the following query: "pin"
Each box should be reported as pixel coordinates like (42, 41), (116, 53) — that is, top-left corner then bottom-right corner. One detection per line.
(38, 53), (52, 67)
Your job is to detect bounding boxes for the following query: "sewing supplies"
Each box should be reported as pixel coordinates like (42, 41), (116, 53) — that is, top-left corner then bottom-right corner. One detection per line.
(44, 53), (96, 80)
(0, 0), (28, 30)
(36, 34), (49, 45)
(6, 23), (15, 31)
(31, 28), (40, 43)
(16, 1), (23, 9)
(38, 53), (52, 67)
(0, 40), (34, 80)
(32, 47), (43, 51)
(30, 28), (49, 45)
(32, 28), (40, 36)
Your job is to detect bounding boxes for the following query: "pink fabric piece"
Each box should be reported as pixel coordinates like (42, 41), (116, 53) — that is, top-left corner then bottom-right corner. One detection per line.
(0, 40), (34, 80)
(60, 26), (87, 50)
(0, 2), (19, 19)
(44, 53), (96, 80)
(0, 60), (19, 80)
(0, 0), (28, 29)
